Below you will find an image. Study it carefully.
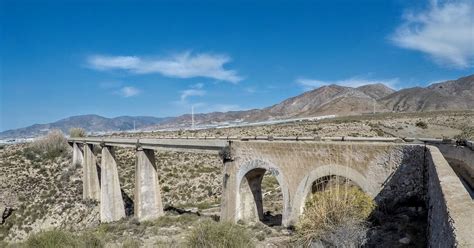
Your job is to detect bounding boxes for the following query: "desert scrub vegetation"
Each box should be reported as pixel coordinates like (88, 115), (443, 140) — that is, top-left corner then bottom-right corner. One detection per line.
(69, 127), (86, 137)
(186, 220), (254, 248)
(26, 130), (70, 160)
(295, 184), (375, 247)
(415, 121), (428, 129)
(9, 229), (103, 248)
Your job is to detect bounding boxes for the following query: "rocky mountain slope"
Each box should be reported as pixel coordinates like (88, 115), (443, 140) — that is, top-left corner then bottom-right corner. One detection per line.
(156, 74), (473, 128)
(380, 75), (474, 112)
(0, 115), (169, 139)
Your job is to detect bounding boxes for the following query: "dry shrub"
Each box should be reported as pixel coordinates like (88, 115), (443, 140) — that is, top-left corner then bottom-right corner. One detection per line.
(24, 230), (103, 248)
(296, 184), (375, 247)
(186, 220), (254, 248)
(29, 130), (69, 160)
(69, 127), (86, 137)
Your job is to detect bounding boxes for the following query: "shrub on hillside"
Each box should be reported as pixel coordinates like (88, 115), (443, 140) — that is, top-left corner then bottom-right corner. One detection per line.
(415, 121), (428, 129)
(24, 230), (103, 248)
(28, 130), (69, 160)
(69, 127), (86, 137)
(186, 220), (254, 248)
(295, 185), (375, 247)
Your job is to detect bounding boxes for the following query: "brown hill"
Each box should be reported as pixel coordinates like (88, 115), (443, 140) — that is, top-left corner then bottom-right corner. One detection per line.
(380, 75), (474, 112)
(357, 83), (396, 99)
(158, 74), (473, 128)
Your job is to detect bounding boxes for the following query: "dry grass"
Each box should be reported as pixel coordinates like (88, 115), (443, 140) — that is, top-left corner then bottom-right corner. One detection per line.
(69, 128), (86, 137)
(186, 220), (254, 248)
(295, 183), (375, 247)
(18, 230), (103, 248)
(27, 130), (69, 160)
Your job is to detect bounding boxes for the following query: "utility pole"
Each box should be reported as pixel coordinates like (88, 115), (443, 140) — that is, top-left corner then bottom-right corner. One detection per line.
(191, 105), (195, 130)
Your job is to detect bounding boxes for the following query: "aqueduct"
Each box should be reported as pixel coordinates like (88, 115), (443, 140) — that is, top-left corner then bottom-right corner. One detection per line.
(68, 136), (473, 247)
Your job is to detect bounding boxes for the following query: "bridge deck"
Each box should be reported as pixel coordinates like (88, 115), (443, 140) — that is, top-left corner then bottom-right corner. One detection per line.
(68, 136), (471, 154)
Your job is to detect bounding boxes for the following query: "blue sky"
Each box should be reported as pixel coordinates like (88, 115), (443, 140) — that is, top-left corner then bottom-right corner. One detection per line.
(1, 0), (473, 131)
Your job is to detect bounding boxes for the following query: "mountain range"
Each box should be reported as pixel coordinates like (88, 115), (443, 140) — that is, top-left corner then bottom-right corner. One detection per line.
(0, 115), (169, 139)
(1, 74), (473, 139)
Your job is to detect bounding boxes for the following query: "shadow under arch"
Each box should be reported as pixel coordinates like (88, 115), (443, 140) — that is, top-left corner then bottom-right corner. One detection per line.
(289, 164), (370, 225)
(235, 159), (291, 226)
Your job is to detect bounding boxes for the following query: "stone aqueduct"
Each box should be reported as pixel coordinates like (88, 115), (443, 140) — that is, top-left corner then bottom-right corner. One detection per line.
(68, 136), (473, 247)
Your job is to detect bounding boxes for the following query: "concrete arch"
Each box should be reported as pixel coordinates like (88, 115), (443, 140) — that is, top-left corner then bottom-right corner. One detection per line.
(235, 159), (291, 226)
(289, 164), (370, 225)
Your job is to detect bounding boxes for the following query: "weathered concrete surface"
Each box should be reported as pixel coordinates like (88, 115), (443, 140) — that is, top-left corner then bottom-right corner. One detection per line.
(82, 143), (100, 201)
(434, 143), (474, 191)
(100, 146), (125, 222)
(425, 146), (474, 248)
(220, 141), (425, 226)
(69, 137), (228, 154)
(134, 148), (164, 221)
(72, 142), (83, 167)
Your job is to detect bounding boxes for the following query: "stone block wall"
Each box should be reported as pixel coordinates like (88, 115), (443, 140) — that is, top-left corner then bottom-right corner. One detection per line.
(425, 146), (473, 247)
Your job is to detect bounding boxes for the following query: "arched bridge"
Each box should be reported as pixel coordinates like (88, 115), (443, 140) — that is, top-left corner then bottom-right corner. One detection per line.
(68, 136), (473, 247)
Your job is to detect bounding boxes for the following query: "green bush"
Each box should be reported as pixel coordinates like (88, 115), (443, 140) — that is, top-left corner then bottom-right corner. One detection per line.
(295, 185), (375, 246)
(69, 128), (86, 138)
(186, 220), (254, 248)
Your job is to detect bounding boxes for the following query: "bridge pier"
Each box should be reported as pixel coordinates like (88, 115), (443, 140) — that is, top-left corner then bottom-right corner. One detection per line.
(134, 148), (164, 221)
(100, 146), (126, 222)
(82, 143), (100, 201)
(72, 142), (83, 167)
(239, 169), (265, 222)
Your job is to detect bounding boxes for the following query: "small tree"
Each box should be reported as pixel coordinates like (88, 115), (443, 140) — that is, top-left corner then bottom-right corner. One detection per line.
(69, 127), (86, 137)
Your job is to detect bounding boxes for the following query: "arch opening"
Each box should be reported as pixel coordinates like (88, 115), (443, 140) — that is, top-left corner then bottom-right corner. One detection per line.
(238, 168), (284, 226)
(310, 175), (361, 194)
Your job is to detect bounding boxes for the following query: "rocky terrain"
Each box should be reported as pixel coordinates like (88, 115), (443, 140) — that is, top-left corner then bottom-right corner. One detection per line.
(118, 111), (474, 140)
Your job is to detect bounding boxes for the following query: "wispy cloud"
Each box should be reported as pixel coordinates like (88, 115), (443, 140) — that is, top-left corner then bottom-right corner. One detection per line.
(211, 104), (241, 112)
(88, 52), (242, 83)
(179, 83), (206, 102)
(296, 76), (399, 90)
(190, 103), (242, 113)
(391, 0), (474, 68)
(116, 86), (141, 97)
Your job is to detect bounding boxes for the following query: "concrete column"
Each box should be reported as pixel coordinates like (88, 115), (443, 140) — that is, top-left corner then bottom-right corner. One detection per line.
(134, 148), (164, 221)
(238, 169), (265, 222)
(72, 142), (83, 167)
(83, 143), (100, 201)
(220, 159), (241, 222)
(100, 146), (125, 222)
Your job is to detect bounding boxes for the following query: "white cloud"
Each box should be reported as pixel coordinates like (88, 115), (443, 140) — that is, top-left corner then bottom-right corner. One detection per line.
(180, 89), (206, 101)
(116, 86), (141, 97)
(211, 104), (241, 112)
(296, 76), (399, 90)
(88, 52), (242, 83)
(391, 0), (474, 68)
(179, 83), (206, 102)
